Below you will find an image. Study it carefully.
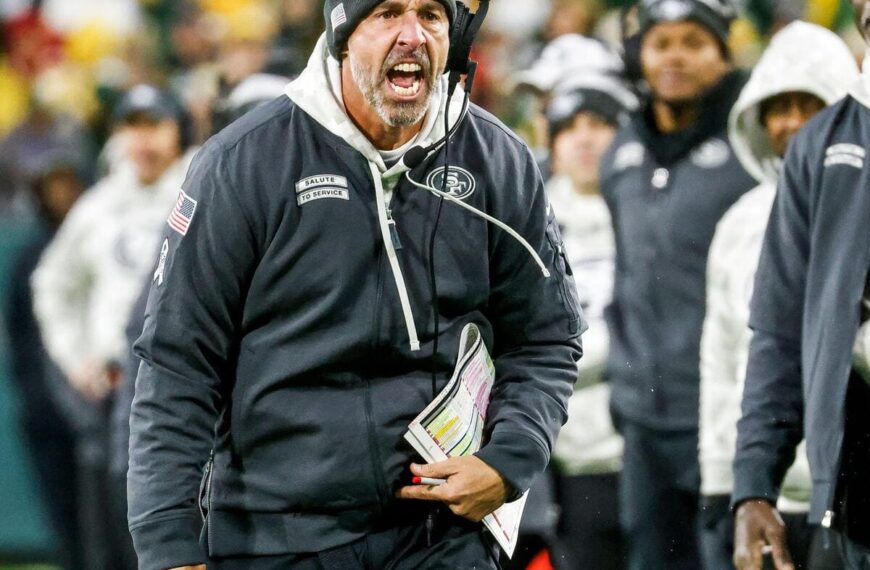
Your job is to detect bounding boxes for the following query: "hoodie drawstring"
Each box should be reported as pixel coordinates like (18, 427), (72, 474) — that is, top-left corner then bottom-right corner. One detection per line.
(370, 162), (422, 352)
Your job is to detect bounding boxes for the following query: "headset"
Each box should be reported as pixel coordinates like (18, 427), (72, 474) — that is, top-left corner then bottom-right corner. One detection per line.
(446, 0), (489, 95)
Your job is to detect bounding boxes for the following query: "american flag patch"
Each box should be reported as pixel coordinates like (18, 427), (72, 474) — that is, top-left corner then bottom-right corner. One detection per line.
(167, 190), (198, 236)
(331, 3), (347, 31)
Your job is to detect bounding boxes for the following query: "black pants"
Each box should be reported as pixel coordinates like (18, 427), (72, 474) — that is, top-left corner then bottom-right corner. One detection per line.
(618, 420), (701, 570)
(700, 494), (843, 569)
(21, 418), (83, 569)
(554, 472), (625, 570)
(206, 511), (500, 570)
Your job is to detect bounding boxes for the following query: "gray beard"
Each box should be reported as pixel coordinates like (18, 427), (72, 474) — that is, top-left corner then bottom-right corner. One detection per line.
(349, 52), (434, 128)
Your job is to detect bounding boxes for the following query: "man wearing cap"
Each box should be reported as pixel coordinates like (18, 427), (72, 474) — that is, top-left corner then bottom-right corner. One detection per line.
(543, 47), (637, 568)
(732, 1), (870, 568)
(31, 84), (196, 569)
(597, 0), (755, 567)
(126, 1), (582, 569)
(33, 84), (195, 402)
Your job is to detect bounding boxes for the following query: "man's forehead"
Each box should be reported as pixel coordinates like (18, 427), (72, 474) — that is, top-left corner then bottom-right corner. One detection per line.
(373, 0), (447, 13)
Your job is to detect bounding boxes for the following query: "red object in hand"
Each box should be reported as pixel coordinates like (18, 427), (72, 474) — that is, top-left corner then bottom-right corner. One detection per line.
(527, 549), (554, 570)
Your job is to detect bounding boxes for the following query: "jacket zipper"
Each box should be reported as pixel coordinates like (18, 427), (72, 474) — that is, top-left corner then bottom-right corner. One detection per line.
(363, 248), (390, 507)
(823, 370), (853, 529)
(822, 438), (843, 529)
(364, 377), (391, 507)
(386, 208), (403, 250)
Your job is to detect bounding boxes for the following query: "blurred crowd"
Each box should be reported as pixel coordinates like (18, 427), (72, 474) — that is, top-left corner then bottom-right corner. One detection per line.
(1, 0), (868, 569)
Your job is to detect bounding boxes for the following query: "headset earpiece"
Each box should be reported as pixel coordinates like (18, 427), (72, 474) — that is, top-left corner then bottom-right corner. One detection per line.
(445, 0), (489, 95)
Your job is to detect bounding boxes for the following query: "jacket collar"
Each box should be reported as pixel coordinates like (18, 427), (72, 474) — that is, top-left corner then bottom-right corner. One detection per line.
(632, 69), (747, 166)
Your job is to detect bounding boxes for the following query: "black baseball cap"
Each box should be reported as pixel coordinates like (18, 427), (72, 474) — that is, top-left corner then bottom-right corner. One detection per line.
(114, 84), (184, 124)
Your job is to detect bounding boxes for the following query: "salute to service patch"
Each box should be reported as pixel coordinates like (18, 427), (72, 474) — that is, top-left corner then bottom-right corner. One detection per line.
(295, 174), (350, 206)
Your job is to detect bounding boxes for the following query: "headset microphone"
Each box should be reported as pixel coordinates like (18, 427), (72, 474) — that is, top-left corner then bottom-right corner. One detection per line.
(401, 1), (488, 171)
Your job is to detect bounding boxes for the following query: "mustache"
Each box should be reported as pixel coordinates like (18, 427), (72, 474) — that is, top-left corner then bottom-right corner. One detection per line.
(380, 47), (433, 79)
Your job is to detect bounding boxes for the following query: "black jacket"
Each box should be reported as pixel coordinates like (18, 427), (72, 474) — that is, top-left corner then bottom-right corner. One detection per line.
(599, 71), (755, 431)
(732, 95), (870, 526)
(127, 94), (583, 569)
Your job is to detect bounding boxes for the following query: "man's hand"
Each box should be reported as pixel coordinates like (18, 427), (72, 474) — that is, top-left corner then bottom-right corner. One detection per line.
(167, 566), (205, 570)
(734, 500), (794, 570)
(395, 456), (510, 522)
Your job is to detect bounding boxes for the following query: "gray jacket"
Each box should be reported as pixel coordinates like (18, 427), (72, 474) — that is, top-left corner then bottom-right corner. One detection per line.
(732, 92), (870, 526)
(600, 71), (755, 431)
(127, 39), (583, 570)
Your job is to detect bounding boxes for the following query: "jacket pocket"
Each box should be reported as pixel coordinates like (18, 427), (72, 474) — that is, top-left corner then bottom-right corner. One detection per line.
(198, 450), (215, 522)
(546, 217), (582, 334)
(198, 450), (215, 555)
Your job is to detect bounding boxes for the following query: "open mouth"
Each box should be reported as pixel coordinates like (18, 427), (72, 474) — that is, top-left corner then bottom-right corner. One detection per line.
(386, 62), (425, 97)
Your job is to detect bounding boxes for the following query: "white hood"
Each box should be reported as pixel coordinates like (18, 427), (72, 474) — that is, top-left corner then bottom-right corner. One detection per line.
(284, 33), (464, 178)
(729, 21), (860, 185)
(850, 48), (870, 110)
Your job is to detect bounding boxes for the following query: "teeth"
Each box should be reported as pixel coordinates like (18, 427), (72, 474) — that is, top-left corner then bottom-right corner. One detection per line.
(392, 63), (421, 72)
(390, 80), (421, 96)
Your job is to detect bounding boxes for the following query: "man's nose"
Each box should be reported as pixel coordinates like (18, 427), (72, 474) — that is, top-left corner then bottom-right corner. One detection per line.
(784, 105), (807, 130)
(395, 11), (426, 51)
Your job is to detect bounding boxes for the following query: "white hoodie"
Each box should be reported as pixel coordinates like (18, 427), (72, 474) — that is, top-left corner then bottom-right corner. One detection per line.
(548, 175), (622, 475)
(700, 21), (859, 509)
(32, 148), (197, 380)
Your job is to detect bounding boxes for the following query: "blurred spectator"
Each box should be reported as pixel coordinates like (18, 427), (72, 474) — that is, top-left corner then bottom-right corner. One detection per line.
(210, 72), (291, 134)
(33, 82), (194, 410)
(40, 0), (141, 38)
(598, 0), (756, 567)
(178, 1), (280, 143)
(701, 20), (858, 570)
(271, 0), (324, 76)
(5, 156), (86, 569)
(2, 8), (64, 78)
(543, 0), (608, 38)
(545, 41), (636, 570)
(0, 97), (94, 214)
(513, 34), (633, 160)
(30, 84), (197, 569)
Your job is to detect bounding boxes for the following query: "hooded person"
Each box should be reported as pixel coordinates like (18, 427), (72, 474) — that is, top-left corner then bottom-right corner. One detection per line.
(699, 20), (859, 570)
(125, 2), (583, 569)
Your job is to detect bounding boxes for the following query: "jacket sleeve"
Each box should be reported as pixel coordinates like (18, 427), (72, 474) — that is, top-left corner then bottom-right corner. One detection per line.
(30, 196), (96, 378)
(127, 144), (260, 570)
(731, 142), (809, 509)
(475, 142), (584, 496)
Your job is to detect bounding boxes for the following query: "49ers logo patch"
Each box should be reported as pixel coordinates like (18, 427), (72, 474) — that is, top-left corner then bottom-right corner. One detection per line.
(425, 166), (476, 201)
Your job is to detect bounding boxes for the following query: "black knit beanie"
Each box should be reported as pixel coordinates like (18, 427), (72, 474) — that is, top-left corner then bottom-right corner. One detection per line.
(324, 0), (457, 59)
(638, 0), (737, 53)
(547, 88), (630, 140)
